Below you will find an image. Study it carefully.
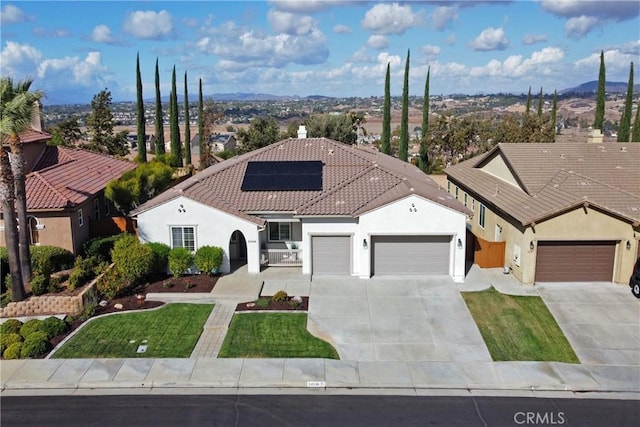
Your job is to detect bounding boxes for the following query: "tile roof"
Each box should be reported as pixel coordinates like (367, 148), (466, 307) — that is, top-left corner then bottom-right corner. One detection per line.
(132, 137), (469, 224)
(24, 146), (137, 210)
(2, 129), (51, 145)
(445, 142), (640, 225)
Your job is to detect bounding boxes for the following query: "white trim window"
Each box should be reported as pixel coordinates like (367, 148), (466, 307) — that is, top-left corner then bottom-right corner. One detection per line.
(78, 209), (84, 227)
(268, 222), (291, 241)
(464, 193), (468, 207)
(479, 204), (486, 229)
(171, 226), (195, 251)
(455, 187), (459, 200)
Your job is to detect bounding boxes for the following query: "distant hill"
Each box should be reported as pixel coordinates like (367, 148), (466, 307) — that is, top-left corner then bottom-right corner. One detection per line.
(560, 80), (639, 95)
(154, 93), (336, 102)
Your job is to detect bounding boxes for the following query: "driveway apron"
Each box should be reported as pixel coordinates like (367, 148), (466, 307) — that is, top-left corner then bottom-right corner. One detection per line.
(307, 276), (492, 362)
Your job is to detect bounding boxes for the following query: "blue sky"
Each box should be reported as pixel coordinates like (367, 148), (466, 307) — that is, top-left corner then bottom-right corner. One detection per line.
(1, 1), (639, 105)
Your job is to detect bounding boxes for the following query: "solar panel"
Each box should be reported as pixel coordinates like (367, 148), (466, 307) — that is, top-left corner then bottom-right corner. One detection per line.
(241, 161), (323, 191)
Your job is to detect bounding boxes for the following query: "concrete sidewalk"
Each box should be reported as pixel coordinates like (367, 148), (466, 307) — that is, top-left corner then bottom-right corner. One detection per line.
(1, 358), (638, 397)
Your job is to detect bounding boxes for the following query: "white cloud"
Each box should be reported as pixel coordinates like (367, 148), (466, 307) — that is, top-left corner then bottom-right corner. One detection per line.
(469, 27), (509, 51)
(267, 10), (317, 35)
(574, 47), (638, 75)
(367, 35), (388, 49)
(565, 15), (599, 39)
(361, 3), (424, 35)
(91, 25), (116, 44)
(0, 41), (42, 77)
(0, 4), (30, 25)
(349, 47), (374, 63)
(431, 6), (458, 31)
(123, 10), (174, 40)
(33, 27), (71, 38)
(333, 24), (351, 34)
(37, 51), (108, 87)
(468, 47), (565, 78)
(269, 0), (354, 14)
(522, 33), (547, 45)
(421, 44), (441, 56)
(540, 0), (640, 21)
(445, 33), (457, 46)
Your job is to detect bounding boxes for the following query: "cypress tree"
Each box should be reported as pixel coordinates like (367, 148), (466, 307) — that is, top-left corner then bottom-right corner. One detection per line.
(380, 63), (391, 155)
(399, 49), (410, 162)
(618, 62), (634, 142)
(198, 78), (207, 168)
(154, 58), (165, 155)
(418, 67), (430, 173)
(184, 71), (191, 165)
(594, 50), (606, 130)
(136, 52), (147, 162)
(537, 87), (543, 117)
(525, 86), (532, 115)
(551, 89), (558, 136)
(169, 66), (182, 167)
(632, 100), (640, 142)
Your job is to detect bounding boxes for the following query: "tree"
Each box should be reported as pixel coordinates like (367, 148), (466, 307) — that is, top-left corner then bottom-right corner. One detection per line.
(305, 113), (357, 144)
(198, 78), (207, 169)
(154, 58), (165, 155)
(551, 90), (558, 136)
(418, 67), (430, 173)
(105, 159), (173, 213)
(136, 53), (147, 162)
(380, 63), (391, 155)
(537, 87), (543, 117)
(86, 89), (126, 156)
(594, 50), (606, 130)
(399, 49), (410, 162)
(237, 117), (280, 153)
(632, 100), (640, 142)
(0, 77), (43, 299)
(169, 66), (182, 167)
(183, 71), (191, 166)
(48, 116), (81, 146)
(618, 62), (634, 142)
(525, 86), (532, 115)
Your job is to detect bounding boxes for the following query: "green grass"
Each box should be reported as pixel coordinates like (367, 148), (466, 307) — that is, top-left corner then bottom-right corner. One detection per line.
(462, 287), (579, 363)
(52, 303), (213, 358)
(218, 313), (339, 359)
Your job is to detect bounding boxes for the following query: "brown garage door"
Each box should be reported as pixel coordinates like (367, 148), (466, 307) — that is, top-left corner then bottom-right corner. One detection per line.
(535, 241), (615, 282)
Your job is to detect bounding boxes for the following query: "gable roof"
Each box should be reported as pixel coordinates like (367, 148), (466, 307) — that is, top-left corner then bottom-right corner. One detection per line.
(445, 142), (640, 225)
(23, 146), (137, 211)
(131, 137), (469, 224)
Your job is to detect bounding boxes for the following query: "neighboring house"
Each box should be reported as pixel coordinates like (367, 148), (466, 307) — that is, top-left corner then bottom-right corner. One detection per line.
(0, 128), (137, 254)
(209, 134), (236, 152)
(445, 142), (640, 285)
(132, 129), (471, 281)
(125, 132), (155, 152)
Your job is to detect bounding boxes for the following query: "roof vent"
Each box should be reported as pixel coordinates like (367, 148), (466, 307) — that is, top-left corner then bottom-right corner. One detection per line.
(297, 125), (307, 139)
(621, 146), (627, 152)
(600, 146), (606, 152)
(328, 149), (334, 155)
(560, 154), (565, 159)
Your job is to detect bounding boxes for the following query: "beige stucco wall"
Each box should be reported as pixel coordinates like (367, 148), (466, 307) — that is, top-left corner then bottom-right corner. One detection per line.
(479, 154), (519, 187)
(1, 212), (74, 253)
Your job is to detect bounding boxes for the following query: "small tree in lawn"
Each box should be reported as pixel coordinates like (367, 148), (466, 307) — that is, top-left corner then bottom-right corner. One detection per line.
(194, 246), (224, 275)
(168, 247), (193, 278)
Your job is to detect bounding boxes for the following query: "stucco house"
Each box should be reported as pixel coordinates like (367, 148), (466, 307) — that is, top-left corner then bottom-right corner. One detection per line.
(445, 141), (640, 285)
(132, 130), (471, 281)
(0, 127), (137, 254)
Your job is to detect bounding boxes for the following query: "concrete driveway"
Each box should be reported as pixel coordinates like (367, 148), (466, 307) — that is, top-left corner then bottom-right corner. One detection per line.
(537, 283), (640, 366)
(307, 276), (492, 362)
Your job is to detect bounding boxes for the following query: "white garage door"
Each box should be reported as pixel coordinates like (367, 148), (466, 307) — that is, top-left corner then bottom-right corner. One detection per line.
(372, 235), (451, 276)
(312, 236), (351, 275)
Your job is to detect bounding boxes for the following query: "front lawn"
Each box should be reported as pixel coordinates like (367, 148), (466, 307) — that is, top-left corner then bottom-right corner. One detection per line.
(218, 313), (339, 359)
(52, 303), (213, 358)
(462, 287), (579, 363)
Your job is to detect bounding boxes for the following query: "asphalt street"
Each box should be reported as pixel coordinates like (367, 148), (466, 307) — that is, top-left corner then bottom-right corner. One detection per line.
(1, 395), (638, 427)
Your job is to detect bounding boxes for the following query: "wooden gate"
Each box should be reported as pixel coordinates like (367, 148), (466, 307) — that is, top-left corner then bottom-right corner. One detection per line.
(474, 236), (505, 268)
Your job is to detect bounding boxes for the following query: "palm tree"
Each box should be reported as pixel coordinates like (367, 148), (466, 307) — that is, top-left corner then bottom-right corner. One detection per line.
(0, 77), (43, 300)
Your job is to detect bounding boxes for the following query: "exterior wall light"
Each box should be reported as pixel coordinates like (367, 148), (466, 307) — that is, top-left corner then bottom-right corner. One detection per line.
(457, 238), (463, 249)
(363, 238), (368, 249)
(529, 240), (535, 251)
(627, 240), (632, 250)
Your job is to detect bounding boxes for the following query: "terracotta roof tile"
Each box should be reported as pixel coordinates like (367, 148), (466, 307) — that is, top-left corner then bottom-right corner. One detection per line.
(132, 138), (469, 221)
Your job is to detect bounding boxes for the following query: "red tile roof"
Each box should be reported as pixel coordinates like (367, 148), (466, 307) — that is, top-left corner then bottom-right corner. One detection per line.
(132, 138), (469, 224)
(445, 142), (640, 225)
(23, 146), (137, 210)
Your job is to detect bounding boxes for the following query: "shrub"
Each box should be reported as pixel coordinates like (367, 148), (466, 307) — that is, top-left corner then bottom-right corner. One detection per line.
(255, 297), (270, 309)
(19, 319), (43, 338)
(0, 318), (23, 335)
(146, 242), (171, 273)
(39, 316), (68, 339)
(69, 256), (99, 289)
(20, 332), (51, 358)
(48, 275), (62, 293)
(168, 248), (194, 278)
(30, 246), (74, 275)
(3, 342), (22, 359)
(96, 265), (127, 299)
(272, 290), (288, 303)
(0, 333), (23, 354)
(194, 246), (224, 274)
(30, 273), (50, 296)
(112, 234), (154, 285)
(83, 235), (120, 262)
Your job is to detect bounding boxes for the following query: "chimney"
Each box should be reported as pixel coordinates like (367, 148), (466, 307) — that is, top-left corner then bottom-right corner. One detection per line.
(30, 100), (43, 132)
(297, 125), (307, 139)
(587, 128), (603, 143)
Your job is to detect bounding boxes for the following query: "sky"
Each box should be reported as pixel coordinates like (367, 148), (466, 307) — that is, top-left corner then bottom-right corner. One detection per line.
(1, 0), (639, 105)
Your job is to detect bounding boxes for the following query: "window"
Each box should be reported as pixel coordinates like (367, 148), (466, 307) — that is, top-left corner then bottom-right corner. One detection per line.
(447, 181), (451, 192)
(269, 222), (291, 241)
(464, 193), (468, 207)
(78, 209), (84, 227)
(472, 198), (475, 211)
(171, 226), (195, 251)
(455, 187), (459, 200)
(479, 204), (486, 228)
(94, 199), (100, 220)
(104, 198), (110, 216)
(28, 217), (40, 245)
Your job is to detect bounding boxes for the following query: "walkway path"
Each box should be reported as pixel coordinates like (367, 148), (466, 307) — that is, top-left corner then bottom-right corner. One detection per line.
(190, 300), (238, 358)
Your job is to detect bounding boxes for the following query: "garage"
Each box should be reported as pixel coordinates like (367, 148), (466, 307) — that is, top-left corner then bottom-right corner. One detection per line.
(535, 241), (615, 282)
(372, 235), (451, 276)
(312, 235), (351, 275)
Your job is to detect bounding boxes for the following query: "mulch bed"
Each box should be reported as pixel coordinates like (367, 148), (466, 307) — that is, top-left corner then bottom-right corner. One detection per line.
(236, 296), (309, 312)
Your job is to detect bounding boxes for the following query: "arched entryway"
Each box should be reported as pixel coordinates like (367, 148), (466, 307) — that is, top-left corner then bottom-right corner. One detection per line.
(229, 230), (247, 272)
